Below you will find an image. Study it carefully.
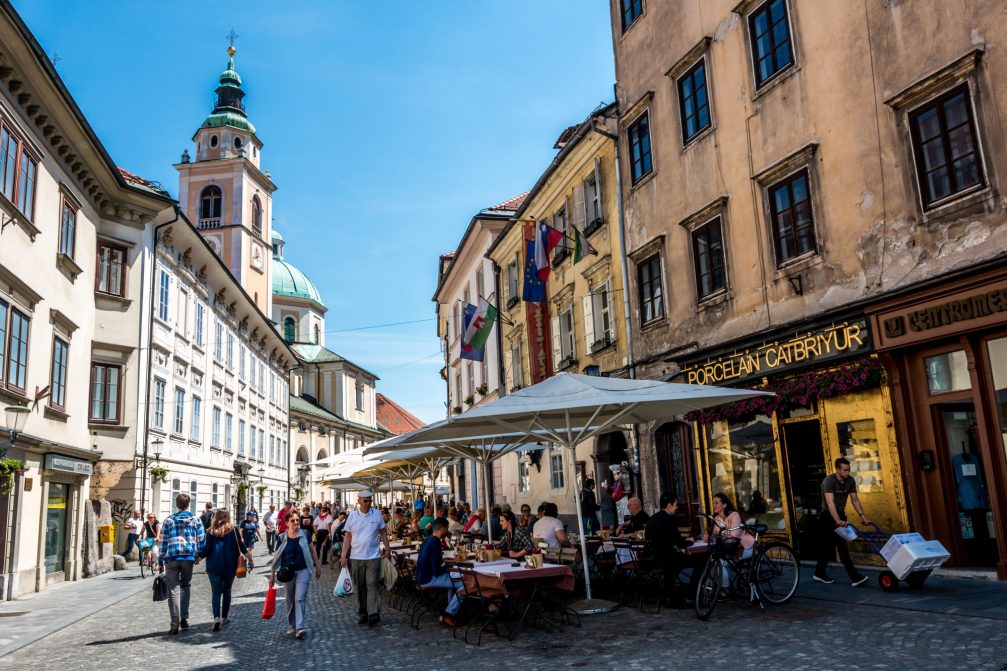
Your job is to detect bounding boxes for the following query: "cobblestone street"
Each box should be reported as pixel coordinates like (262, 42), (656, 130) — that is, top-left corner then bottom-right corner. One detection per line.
(3, 547), (1007, 671)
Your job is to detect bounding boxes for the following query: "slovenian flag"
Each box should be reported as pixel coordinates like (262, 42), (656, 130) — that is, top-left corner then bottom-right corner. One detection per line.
(534, 220), (564, 281)
(461, 298), (498, 357)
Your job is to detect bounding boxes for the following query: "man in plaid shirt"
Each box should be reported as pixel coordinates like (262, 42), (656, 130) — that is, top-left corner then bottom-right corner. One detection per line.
(158, 493), (206, 635)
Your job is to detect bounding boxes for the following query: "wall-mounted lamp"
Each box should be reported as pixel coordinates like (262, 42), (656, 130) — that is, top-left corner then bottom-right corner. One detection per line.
(787, 274), (804, 296)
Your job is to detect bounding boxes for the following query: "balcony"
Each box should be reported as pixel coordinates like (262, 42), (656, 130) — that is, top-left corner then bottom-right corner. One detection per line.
(198, 218), (222, 230)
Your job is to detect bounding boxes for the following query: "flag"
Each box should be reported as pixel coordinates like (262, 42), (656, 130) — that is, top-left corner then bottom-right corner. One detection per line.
(459, 304), (485, 362)
(534, 220), (564, 281)
(462, 298), (498, 353)
(522, 239), (546, 302)
(573, 225), (598, 263)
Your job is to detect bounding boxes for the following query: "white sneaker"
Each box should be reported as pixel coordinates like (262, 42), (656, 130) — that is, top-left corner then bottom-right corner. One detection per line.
(852, 575), (869, 587)
(812, 575), (834, 584)
(286, 627), (295, 636)
(221, 617), (228, 625)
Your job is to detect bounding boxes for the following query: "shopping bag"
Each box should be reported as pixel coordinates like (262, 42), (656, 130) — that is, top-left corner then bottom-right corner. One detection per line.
(261, 585), (277, 619)
(334, 567), (354, 597)
(381, 557), (397, 591)
(152, 574), (168, 602)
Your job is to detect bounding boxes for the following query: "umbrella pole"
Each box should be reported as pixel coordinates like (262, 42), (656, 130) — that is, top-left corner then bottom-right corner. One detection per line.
(566, 443), (592, 599)
(482, 459), (493, 544)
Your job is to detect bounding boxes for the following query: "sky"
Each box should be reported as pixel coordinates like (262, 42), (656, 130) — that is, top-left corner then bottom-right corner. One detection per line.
(14, 1), (616, 423)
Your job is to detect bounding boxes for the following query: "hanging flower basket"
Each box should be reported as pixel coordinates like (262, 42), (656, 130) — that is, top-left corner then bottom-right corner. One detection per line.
(0, 457), (26, 495)
(687, 356), (885, 425)
(149, 466), (169, 485)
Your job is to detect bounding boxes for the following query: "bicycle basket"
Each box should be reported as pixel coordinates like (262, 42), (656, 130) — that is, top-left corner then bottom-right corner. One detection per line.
(712, 534), (741, 555)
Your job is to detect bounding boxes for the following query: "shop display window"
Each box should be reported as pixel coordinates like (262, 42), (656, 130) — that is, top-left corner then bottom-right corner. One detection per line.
(925, 350), (970, 394)
(837, 419), (884, 493)
(44, 483), (69, 574)
(986, 337), (1007, 443)
(705, 415), (787, 532)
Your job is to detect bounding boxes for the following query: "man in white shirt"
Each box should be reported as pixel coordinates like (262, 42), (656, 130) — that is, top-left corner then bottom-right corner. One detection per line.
(340, 491), (390, 626)
(532, 501), (570, 548)
(122, 510), (142, 560)
(263, 505), (277, 554)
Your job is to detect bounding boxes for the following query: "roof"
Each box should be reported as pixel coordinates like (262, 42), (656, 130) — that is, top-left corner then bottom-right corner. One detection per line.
(375, 393), (426, 435)
(486, 192), (528, 213)
(272, 256), (325, 306)
(289, 395), (388, 437)
(290, 343), (380, 380)
(117, 167), (171, 197)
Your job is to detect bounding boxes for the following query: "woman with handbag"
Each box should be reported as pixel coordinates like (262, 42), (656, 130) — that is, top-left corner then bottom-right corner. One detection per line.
(270, 510), (321, 639)
(199, 509), (251, 631)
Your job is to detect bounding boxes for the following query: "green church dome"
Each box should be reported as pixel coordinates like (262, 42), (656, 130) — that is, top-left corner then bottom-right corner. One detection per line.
(272, 255), (324, 307)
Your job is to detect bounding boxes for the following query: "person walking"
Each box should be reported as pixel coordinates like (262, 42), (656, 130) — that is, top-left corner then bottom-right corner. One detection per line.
(815, 457), (872, 587)
(580, 479), (601, 536)
(200, 509), (250, 631)
(276, 501), (293, 537)
(158, 493), (206, 635)
(263, 504), (277, 554)
(199, 502), (214, 530)
(312, 505), (334, 565)
(270, 510), (321, 639)
(239, 511), (261, 569)
(340, 490), (390, 627)
(122, 510), (142, 560)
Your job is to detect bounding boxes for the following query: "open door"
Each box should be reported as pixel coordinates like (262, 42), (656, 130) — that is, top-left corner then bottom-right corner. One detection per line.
(655, 422), (700, 532)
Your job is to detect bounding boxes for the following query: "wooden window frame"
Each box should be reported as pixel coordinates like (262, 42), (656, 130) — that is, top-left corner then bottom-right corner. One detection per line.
(637, 253), (665, 325)
(908, 84), (986, 210)
(692, 217), (727, 300)
(678, 58), (712, 144)
(58, 196), (77, 259)
(628, 111), (653, 184)
(5, 306), (29, 394)
(251, 196), (263, 238)
(95, 241), (128, 298)
(89, 362), (123, 425)
(49, 336), (69, 411)
(768, 169), (818, 266)
(621, 0), (643, 32)
(199, 185), (223, 221)
(0, 120), (39, 221)
(748, 0), (796, 89)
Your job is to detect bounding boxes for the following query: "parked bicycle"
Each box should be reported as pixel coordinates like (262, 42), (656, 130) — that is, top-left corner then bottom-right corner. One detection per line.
(138, 537), (156, 578)
(694, 513), (799, 620)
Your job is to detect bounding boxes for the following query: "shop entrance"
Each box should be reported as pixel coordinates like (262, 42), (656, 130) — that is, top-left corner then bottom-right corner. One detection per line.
(936, 402), (996, 567)
(44, 483), (69, 583)
(781, 420), (826, 558)
(655, 422), (700, 531)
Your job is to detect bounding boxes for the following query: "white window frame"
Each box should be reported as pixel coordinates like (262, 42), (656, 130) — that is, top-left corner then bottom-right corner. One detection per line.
(212, 406), (222, 447)
(191, 395), (202, 439)
(195, 303), (205, 348)
(157, 269), (170, 323)
(225, 412), (233, 452)
(583, 281), (614, 353)
(173, 386), (185, 435)
(518, 459), (530, 493)
(238, 419), (246, 455)
(549, 447), (565, 490)
(152, 377), (166, 429)
(214, 321), (223, 362)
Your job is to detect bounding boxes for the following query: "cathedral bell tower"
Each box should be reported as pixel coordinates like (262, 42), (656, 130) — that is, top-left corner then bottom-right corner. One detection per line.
(175, 41), (277, 315)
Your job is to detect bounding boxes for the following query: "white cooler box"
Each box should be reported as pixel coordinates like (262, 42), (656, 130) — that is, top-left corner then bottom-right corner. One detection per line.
(887, 540), (950, 580)
(879, 532), (925, 562)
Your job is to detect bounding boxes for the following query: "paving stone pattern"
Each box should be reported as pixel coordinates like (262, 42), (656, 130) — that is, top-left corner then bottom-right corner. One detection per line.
(3, 547), (1007, 671)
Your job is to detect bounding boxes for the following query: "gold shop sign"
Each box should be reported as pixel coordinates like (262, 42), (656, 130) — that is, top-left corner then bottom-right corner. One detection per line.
(681, 320), (872, 386)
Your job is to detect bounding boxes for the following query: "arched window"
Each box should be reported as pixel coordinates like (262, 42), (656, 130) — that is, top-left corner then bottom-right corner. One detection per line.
(283, 317), (296, 342)
(313, 324), (320, 344)
(355, 377), (365, 411)
(199, 185), (222, 223)
(252, 196), (263, 237)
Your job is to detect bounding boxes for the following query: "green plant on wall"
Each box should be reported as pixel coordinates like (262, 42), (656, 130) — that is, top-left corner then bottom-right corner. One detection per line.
(0, 457), (26, 496)
(237, 481), (249, 503)
(149, 466), (169, 485)
(256, 484), (267, 498)
(293, 486), (305, 501)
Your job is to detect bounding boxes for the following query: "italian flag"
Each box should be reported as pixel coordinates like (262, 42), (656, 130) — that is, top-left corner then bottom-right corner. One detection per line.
(461, 298), (498, 353)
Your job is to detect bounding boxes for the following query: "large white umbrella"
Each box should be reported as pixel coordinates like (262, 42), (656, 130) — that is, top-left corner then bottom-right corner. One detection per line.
(405, 373), (771, 610)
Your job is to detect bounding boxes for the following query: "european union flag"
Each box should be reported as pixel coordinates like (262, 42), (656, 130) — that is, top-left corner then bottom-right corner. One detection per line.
(522, 240), (546, 302)
(459, 303), (485, 362)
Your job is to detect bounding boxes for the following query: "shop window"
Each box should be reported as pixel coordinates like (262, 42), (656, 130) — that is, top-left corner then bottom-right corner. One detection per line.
(837, 419), (883, 493)
(925, 350), (970, 394)
(987, 337), (1007, 442)
(705, 416), (786, 532)
(518, 459), (530, 493)
(44, 483), (69, 574)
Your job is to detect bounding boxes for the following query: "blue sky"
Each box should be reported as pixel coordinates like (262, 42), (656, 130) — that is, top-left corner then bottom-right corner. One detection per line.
(15, 1), (616, 422)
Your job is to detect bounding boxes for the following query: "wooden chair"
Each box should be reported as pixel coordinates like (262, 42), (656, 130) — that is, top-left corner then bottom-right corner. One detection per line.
(451, 564), (509, 646)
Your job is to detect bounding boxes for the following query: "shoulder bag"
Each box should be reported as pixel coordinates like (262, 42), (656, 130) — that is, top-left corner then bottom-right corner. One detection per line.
(233, 527), (247, 578)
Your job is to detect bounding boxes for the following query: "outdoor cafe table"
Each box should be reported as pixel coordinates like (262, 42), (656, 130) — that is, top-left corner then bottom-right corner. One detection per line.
(470, 562), (576, 640)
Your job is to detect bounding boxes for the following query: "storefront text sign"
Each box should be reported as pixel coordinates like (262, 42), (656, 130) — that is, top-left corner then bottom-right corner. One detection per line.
(44, 454), (93, 476)
(682, 320), (871, 385)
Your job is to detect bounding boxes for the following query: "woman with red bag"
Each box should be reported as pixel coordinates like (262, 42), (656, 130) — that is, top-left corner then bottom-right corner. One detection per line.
(270, 510), (321, 639)
(199, 509), (251, 631)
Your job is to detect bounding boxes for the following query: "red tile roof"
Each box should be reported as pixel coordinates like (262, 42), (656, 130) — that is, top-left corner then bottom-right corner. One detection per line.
(487, 192), (528, 212)
(375, 393), (426, 435)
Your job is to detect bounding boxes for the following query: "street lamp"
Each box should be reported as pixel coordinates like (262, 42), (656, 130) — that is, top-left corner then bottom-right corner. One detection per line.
(1, 404), (29, 458)
(137, 437), (163, 517)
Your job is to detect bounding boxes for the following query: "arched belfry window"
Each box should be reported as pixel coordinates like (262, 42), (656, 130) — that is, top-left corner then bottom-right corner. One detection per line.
(200, 186), (223, 224)
(313, 324), (320, 344)
(284, 317), (296, 343)
(252, 196), (263, 238)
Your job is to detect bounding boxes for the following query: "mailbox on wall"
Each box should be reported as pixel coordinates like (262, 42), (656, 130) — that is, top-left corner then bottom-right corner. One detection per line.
(98, 524), (115, 544)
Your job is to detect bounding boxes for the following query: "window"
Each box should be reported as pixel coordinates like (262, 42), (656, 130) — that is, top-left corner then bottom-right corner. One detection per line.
(96, 242), (126, 297)
(692, 217), (727, 299)
(214, 321), (223, 362)
(177, 289), (188, 337)
(171, 478), (181, 506)
(259, 362), (265, 393)
(212, 483), (219, 508)
(58, 197), (77, 258)
(584, 165), (603, 227)
(212, 407), (222, 447)
(909, 85), (985, 209)
(270, 372), (276, 403)
(549, 447), (565, 489)
(239, 345), (246, 379)
(553, 206), (569, 257)
(552, 308), (576, 367)
(518, 459), (530, 493)
(225, 413), (233, 452)
(313, 324), (320, 344)
(584, 283), (613, 351)
(511, 344), (524, 390)
(258, 429), (265, 461)
(749, 0), (794, 88)
(506, 255), (519, 304)
(226, 332), (234, 369)
(50, 337), (68, 410)
(925, 350), (970, 394)
(252, 196), (263, 237)
(0, 122), (37, 220)
(199, 185), (222, 222)
(679, 59), (711, 143)
(355, 378), (365, 411)
(250, 355), (257, 388)
(637, 254), (665, 323)
(628, 112), (653, 184)
(269, 436), (275, 464)
(238, 419), (246, 455)
(195, 303), (205, 348)
(768, 170), (817, 265)
(189, 481), (198, 514)
(3, 305), (29, 392)
(89, 363), (122, 424)
(173, 387), (185, 435)
(191, 395), (202, 439)
(152, 378), (166, 429)
(249, 425), (256, 460)
(157, 269), (170, 322)
(284, 317), (295, 342)
(621, 0), (643, 31)
(210, 135), (219, 148)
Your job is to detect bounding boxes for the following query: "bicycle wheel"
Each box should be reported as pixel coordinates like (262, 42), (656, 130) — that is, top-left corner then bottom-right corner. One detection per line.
(753, 542), (799, 604)
(139, 551), (149, 578)
(695, 557), (721, 620)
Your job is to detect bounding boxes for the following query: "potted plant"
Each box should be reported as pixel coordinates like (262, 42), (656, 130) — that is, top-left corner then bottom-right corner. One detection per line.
(452, 405), (462, 414)
(236, 481), (249, 504)
(149, 465), (169, 485)
(293, 486), (306, 501)
(0, 457), (25, 495)
(463, 395), (474, 406)
(476, 383), (488, 396)
(256, 484), (267, 499)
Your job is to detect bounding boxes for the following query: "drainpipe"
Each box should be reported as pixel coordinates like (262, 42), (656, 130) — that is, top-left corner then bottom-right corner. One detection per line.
(591, 117), (643, 497)
(492, 262), (507, 399)
(139, 205), (181, 517)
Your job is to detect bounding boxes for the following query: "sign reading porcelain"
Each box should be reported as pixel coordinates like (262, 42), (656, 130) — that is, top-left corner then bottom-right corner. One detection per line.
(44, 454), (93, 476)
(682, 320), (871, 386)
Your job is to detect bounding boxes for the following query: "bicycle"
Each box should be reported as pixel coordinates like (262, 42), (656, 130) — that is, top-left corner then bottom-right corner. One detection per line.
(694, 513), (799, 620)
(138, 538), (156, 578)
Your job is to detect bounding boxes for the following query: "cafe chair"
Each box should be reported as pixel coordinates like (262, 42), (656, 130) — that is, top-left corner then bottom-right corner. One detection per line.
(451, 564), (509, 646)
(412, 578), (449, 630)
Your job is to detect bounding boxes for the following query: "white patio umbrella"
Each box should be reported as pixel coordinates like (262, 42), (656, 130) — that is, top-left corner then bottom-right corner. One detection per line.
(407, 373), (772, 612)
